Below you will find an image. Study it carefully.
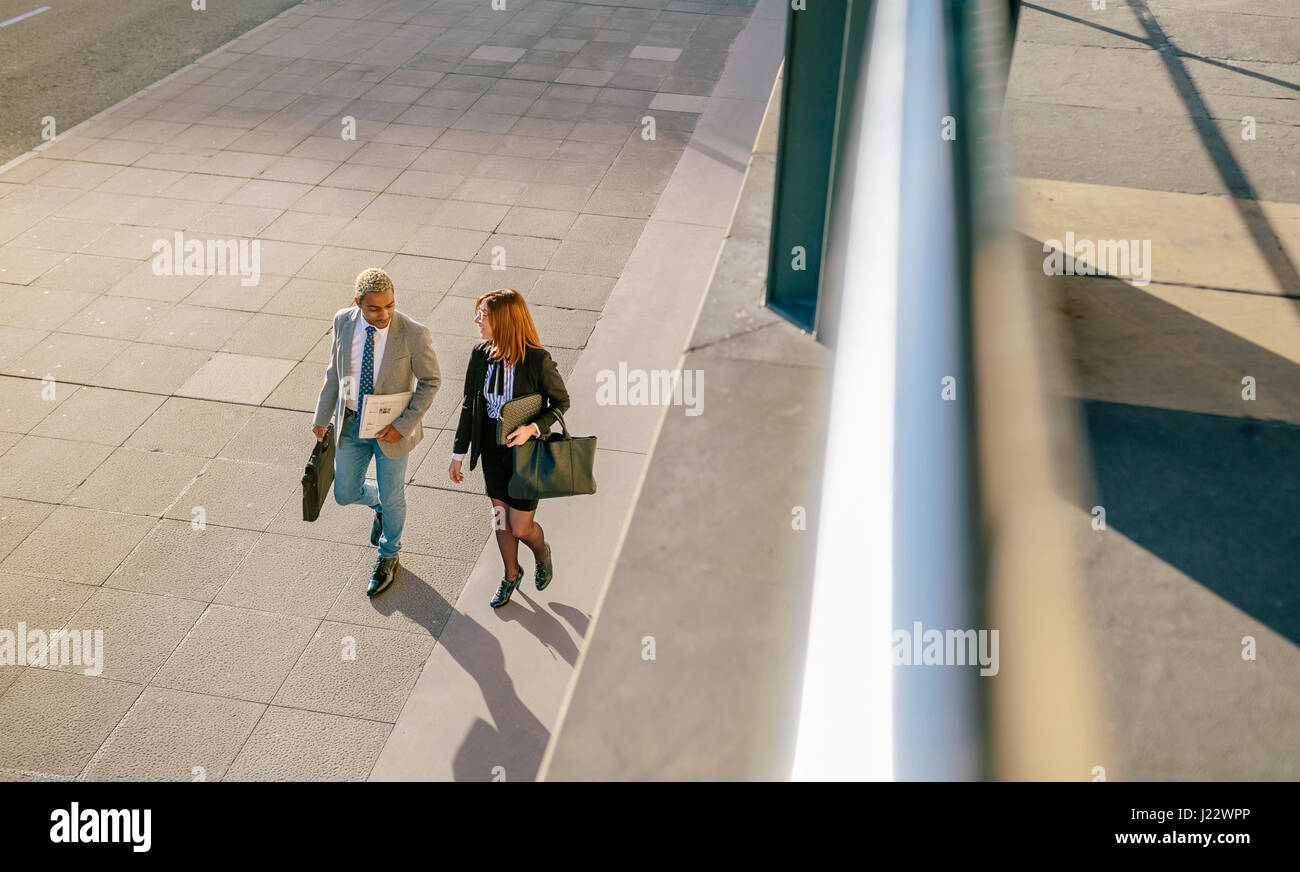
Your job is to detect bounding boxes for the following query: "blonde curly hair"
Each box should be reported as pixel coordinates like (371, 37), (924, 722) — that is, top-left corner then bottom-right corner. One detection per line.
(354, 267), (394, 301)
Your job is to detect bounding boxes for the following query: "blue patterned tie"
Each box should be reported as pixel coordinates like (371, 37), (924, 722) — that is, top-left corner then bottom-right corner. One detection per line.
(359, 324), (376, 400)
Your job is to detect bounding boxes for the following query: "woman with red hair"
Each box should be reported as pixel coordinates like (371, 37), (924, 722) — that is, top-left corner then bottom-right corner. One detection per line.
(449, 288), (570, 608)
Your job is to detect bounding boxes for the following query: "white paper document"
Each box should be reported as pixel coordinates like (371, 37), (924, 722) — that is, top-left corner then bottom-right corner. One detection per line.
(358, 391), (414, 438)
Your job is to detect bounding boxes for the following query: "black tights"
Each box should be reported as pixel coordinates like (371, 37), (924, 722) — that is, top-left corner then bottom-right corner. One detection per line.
(491, 499), (548, 580)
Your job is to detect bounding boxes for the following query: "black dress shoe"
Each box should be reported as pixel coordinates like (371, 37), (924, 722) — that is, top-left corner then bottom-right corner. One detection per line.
(535, 544), (553, 591)
(370, 510), (383, 546)
(367, 555), (399, 597)
(490, 566), (525, 609)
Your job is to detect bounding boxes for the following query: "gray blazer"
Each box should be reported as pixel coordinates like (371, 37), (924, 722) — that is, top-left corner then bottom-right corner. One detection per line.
(314, 306), (441, 459)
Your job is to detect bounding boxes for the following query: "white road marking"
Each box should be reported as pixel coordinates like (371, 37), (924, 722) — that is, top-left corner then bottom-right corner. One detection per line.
(0, 6), (52, 29)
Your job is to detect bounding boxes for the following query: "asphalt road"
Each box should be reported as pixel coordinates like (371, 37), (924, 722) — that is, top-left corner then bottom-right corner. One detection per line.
(0, 0), (301, 165)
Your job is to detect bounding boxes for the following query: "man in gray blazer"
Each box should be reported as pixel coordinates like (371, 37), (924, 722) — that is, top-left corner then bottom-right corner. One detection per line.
(313, 268), (441, 596)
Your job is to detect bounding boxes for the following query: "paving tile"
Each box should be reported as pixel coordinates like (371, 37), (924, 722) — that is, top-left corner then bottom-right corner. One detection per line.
(583, 187), (660, 219)
(451, 112), (519, 135)
(527, 270), (617, 310)
(288, 136), (365, 163)
(0, 500), (57, 563)
(123, 397), (254, 457)
(390, 486), (490, 561)
(187, 203), (282, 237)
(67, 447), (207, 516)
(149, 305), (253, 351)
(8, 217), (112, 253)
(251, 240), (320, 278)
(213, 533), (370, 619)
(2, 332), (127, 382)
(106, 261), (207, 302)
(0, 375), (63, 433)
(409, 146), (485, 175)
(161, 173), (247, 203)
(420, 379), (465, 430)
(0, 570), (93, 629)
(29, 387), (163, 446)
(321, 163), (403, 192)
(556, 69), (614, 87)
(649, 93), (708, 113)
(497, 205), (578, 239)
(184, 273), (289, 312)
(1, 505), (154, 584)
(262, 360), (326, 411)
(472, 233), (558, 270)
(175, 353), (296, 404)
(0, 286), (95, 331)
(58, 296), (170, 340)
(326, 218), (422, 253)
(219, 406), (318, 470)
(536, 38), (588, 53)
(428, 199), (508, 233)
(400, 226), (489, 260)
(94, 166), (187, 197)
(221, 313), (329, 360)
(291, 185), (378, 217)
(23, 163), (120, 192)
(227, 179), (314, 210)
(469, 46), (526, 63)
(325, 549), (472, 636)
(446, 262), (540, 299)
(297, 246), (396, 282)
(0, 437), (113, 502)
(261, 276), (354, 320)
(224, 706), (389, 781)
(259, 157), (340, 186)
(262, 211), (354, 246)
(273, 621), (436, 721)
(350, 142), (425, 170)
(1, 185), (85, 218)
(106, 518), (259, 600)
(0, 669), (140, 779)
(151, 604), (318, 703)
(566, 213), (647, 247)
(380, 254), (465, 296)
(357, 192), (440, 223)
(80, 224), (176, 260)
(546, 238), (633, 277)
(55, 587), (206, 683)
(0, 214), (40, 246)
(630, 45), (683, 62)
(450, 177), (527, 205)
(0, 667), (20, 705)
(91, 342), (211, 394)
(82, 686), (264, 781)
(516, 181), (592, 211)
(164, 457), (298, 530)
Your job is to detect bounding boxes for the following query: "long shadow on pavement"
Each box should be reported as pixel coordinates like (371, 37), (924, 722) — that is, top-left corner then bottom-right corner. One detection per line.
(1036, 238), (1300, 645)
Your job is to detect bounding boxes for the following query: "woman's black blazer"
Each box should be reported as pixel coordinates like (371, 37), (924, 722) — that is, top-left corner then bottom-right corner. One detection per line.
(453, 342), (571, 471)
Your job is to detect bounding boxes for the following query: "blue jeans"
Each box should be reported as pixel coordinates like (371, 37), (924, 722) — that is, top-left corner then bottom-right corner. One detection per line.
(333, 414), (408, 558)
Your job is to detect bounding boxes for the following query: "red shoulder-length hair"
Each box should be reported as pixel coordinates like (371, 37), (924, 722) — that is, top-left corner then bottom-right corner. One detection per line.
(478, 288), (542, 366)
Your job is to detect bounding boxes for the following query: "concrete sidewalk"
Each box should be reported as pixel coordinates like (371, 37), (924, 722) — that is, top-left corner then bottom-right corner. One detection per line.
(1009, 0), (1300, 779)
(0, 0), (764, 781)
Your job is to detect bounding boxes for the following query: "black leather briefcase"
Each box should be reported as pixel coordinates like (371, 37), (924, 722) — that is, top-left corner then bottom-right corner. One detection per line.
(302, 422), (335, 522)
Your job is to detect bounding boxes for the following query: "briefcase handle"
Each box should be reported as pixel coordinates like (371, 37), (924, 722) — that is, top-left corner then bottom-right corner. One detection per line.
(315, 422), (334, 451)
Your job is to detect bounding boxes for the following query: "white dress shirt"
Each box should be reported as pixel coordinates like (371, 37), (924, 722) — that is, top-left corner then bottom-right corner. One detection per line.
(451, 359), (538, 462)
(346, 315), (388, 412)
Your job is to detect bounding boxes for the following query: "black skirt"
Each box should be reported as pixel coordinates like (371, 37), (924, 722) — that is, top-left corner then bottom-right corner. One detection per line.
(479, 412), (539, 513)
